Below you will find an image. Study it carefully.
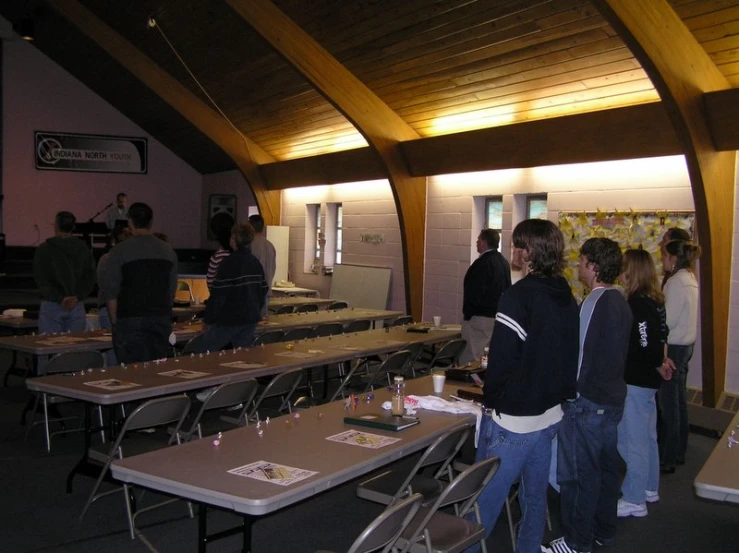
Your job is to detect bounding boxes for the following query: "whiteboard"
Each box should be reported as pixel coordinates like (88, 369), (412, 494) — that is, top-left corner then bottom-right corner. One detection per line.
(330, 264), (392, 310)
(265, 225), (289, 286)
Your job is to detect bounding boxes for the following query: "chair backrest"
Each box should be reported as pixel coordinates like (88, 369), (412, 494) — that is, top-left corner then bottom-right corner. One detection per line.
(348, 493), (423, 553)
(46, 351), (106, 374)
(175, 280), (193, 302)
(248, 367), (304, 418)
(273, 305), (294, 314)
(392, 423), (473, 505)
(295, 303), (319, 313)
(252, 330), (285, 346)
(315, 323), (345, 337)
(282, 326), (316, 342)
(113, 395), (191, 455)
(389, 315), (414, 327)
(328, 300), (349, 310)
(399, 456), (501, 553)
(345, 319), (372, 333)
(365, 350), (413, 390)
(400, 341), (425, 377)
(429, 338), (467, 368)
(185, 378), (259, 440)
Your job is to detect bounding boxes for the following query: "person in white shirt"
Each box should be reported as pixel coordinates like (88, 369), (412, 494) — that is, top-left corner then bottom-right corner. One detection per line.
(248, 214), (276, 317)
(105, 192), (129, 230)
(658, 238), (701, 473)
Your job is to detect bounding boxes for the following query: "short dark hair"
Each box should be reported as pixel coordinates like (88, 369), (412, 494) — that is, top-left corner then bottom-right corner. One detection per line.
(580, 237), (623, 284)
(232, 222), (255, 248)
(116, 192), (127, 201)
(111, 225), (131, 245)
(55, 211), (76, 233)
(478, 228), (500, 249)
(248, 214), (265, 233)
(666, 227), (690, 241)
(128, 202), (153, 229)
(511, 219), (564, 277)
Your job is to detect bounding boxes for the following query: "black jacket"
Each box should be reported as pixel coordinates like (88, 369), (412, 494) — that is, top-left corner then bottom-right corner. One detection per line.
(624, 294), (668, 389)
(462, 250), (511, 320)
(483, 275), (579, 416)
(204, 247), (268, 326)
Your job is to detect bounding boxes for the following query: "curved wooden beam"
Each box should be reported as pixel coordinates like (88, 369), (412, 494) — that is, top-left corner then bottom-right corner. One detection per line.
(226, 0), (426, 320)
(595, 0), (736, 406)
(49, 0), (281, 225)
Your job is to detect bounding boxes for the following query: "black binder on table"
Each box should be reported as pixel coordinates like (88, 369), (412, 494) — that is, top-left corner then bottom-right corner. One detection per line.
(344, 413), (420, 432)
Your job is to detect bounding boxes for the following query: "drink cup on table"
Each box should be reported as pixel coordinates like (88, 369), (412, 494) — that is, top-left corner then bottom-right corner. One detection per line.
(432, 371), (446, 393)
(432, 315), (441, 327)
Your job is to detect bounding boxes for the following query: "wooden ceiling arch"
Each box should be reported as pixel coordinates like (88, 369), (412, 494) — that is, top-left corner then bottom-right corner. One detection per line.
(595, 0), (736, 406)
(226, 0), (427, 321)
(48, 0), (282, 225)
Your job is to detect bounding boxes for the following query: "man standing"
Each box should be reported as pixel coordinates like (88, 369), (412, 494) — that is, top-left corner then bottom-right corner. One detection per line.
(248, 214), (276, 316)
(98, 202), (177, 364)
(544, 238), (632, 553)
(472, 219), (579, 553)
(33, 211), (96, 334)
(189, 223), (268, 352)
(459, 228), (511, 364)
(105, 192), (129, 230)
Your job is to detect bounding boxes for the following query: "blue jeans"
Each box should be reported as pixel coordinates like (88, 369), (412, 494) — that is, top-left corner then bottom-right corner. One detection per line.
(617, 385), (659, 504)
(558, 397), (623, 552)
(113, 316), (172, 364)
(97, 307), (118, 366)
(658, 343), (693, 467)
(38, 300), (86, 334)
(186, 323), (257, 354)
(468, 413), (559, 553)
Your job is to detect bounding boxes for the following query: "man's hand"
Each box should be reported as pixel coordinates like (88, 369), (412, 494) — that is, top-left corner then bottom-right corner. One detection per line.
(657, 357), (676, 381)
(61, 296), (78, 310)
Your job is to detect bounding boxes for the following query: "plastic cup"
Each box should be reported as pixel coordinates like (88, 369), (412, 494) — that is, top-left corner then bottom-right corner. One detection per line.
(432, 372), (446, 393)
(433, 316), (441, 327)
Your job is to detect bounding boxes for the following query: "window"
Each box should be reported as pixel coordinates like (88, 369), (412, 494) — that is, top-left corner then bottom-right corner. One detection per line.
(312, 204), (322, 260)
(485, 197), (503, 251)
(527, 194), (547, 220)
(335, 204), (343, 264)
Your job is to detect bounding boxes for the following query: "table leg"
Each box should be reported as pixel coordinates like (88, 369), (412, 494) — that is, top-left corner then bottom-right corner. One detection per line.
(198, 504), (254, 553)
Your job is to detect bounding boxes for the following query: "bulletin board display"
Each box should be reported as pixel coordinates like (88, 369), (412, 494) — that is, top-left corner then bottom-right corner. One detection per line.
(558, 210), (695, 302)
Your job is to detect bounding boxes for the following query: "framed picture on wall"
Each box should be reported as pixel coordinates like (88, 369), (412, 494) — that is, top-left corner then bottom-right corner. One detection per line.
(207, 194), (237, 241)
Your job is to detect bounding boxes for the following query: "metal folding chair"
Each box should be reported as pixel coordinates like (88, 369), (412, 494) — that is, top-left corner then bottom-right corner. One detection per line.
(184, 378), (259, 440)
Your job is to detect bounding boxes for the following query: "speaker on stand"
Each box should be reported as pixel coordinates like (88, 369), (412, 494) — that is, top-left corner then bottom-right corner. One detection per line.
(207, 194), (237, 241)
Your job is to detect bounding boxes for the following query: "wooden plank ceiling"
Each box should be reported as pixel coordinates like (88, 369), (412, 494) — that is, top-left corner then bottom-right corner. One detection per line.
(3, 0), (739, 173)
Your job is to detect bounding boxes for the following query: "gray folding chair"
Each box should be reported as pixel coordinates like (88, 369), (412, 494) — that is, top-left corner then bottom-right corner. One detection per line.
(315, 493), (423, 553)
(396, 456), (502, 553)
(80, 395), (192, 539)
(357, 423), (473, 506)
(246, 367), (304, 420)
(252, 330), (285, 346)
(282, 326), (316, 342)
(24, 351), (106, 452)
(363, 350), (413, 391)
(386, 315), (414, 328)
(273, 305), (294, 314)
(415, 339), (467, 376)
(327, 300), (349, 310)
(315, 323), (345, 337)
(184, 378), (259, 440)
(295, 303), (319, 313)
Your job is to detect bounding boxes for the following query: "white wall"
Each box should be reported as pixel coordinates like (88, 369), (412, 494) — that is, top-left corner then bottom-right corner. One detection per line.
(201, 169), (257, 248)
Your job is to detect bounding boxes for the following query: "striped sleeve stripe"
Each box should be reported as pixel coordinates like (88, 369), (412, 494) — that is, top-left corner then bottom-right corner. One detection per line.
(495, 312), (527, 341)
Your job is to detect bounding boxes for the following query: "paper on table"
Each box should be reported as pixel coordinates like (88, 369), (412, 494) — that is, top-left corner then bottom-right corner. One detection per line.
(273, 351), (318, 359)
(326, 429), (400, 449)
(158, 369), (210, 379)
(228, 460), (317, 486)
(220, 361), (267, 369)
(83, 379), (141, 390)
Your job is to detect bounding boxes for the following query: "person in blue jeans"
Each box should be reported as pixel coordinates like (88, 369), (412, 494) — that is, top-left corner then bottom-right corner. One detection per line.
(33, 211), (96, 335)
(543, 238), (632, 553)
(616, 249), (672, 518)
(469, 219), (579, 553)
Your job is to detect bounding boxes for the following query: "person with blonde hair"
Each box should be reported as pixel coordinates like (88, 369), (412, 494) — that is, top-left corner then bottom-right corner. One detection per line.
(616, 249), (671, 518)
(658, 239), (701, 474)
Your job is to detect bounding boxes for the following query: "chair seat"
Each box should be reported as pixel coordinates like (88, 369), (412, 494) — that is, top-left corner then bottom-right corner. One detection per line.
(399, 508), (485, 553)
(357, 470), (446, 505)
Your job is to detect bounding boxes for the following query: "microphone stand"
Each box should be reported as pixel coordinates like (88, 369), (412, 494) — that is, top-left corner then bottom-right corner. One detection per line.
(89, 202), (113, 223)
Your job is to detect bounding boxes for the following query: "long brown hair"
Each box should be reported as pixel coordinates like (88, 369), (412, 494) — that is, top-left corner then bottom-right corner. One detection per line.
(622, 249), (664, 304)
(664, 239), (701, 272)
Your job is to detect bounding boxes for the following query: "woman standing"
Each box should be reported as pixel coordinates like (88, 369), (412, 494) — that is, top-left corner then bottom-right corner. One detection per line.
(659, 239), (701, 474)
(616, 249), (670, 518)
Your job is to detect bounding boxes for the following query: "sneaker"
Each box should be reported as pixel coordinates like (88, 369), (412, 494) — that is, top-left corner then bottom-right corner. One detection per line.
(645, 490), (660, 503)
(542, 537), (587, 553)
(617, 498), (647, 517)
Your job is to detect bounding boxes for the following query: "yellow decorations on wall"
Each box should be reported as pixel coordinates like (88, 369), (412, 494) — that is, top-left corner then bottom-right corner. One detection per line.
(558, 210), (695, 303)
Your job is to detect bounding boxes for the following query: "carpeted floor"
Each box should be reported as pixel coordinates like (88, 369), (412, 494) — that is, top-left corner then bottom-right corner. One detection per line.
(1, 362), (738, 553)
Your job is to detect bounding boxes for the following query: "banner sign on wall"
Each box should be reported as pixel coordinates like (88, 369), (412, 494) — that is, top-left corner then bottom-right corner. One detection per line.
(35, 131), (147, 174)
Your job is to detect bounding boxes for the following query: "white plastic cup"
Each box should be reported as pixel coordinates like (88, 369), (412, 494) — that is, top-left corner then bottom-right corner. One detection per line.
(432, 372), (446, 393)
(433, 316), (441, 327)
(194, 296), (201, 305)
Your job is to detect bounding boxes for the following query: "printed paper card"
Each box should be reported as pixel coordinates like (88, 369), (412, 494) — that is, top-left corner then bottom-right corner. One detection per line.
(158, 369), (210, 379)
(83, 379), (141, 390)
(326, 429), (400, 449)
(228, 460), (317, 486)
(273, 351), (318, 359)
(220, 361), (267, 369)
